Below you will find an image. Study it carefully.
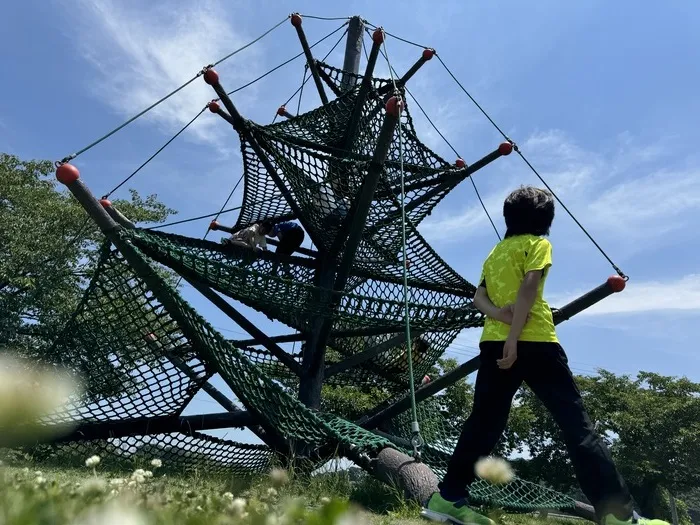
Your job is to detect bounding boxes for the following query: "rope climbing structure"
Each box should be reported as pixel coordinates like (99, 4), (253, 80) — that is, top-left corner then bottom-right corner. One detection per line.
(8, 13), (628, 518)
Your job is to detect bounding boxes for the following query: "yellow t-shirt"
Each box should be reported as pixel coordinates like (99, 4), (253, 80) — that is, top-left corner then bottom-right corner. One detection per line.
(478, 234), (558, 343)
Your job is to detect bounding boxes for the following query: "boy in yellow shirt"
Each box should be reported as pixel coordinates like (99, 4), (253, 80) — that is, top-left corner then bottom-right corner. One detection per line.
(423, 186), (668, 525)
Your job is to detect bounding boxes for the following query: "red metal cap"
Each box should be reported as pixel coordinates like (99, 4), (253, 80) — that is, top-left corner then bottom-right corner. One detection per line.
(56, 163), (80, 185)
(203, 68), (219, 86)
(607, 275), (626, 293)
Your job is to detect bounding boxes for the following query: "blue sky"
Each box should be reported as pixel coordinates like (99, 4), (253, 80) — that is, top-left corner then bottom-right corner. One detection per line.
(3, 0), (700, 445)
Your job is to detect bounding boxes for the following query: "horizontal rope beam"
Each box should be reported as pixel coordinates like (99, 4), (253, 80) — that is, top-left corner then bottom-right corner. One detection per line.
(1, 412), (254, 448)
(357, 277), (627, 428)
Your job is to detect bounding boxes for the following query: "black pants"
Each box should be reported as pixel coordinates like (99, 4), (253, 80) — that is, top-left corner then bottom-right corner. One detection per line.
(276, 228), (305, 256)
(439, 341), (633, 522)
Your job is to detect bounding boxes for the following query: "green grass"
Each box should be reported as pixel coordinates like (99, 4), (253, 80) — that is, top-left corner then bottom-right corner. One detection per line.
(0, 457), (586, 525)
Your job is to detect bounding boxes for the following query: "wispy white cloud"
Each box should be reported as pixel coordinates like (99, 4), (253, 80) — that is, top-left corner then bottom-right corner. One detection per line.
(66, 0), (264, 153)
(551, 274), (700, 316)
(418, 190), (505, 242)
(418, 128), (700, 249)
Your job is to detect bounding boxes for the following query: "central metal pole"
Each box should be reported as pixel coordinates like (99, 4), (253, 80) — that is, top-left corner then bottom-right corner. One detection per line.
(340, 16), (365, 93)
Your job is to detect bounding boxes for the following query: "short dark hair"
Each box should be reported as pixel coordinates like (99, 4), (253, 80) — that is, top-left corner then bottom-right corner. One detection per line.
(503, 186), (555, 238)
(259, 220), (274, 233)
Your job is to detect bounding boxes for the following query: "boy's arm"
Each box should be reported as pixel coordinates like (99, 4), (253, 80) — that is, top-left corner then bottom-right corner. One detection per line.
(474, 286), (503, 320)
(506, 271), (541, 342)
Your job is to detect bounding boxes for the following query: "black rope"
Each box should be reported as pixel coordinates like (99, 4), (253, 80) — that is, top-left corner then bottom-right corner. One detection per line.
(363, 20), (427, 49)
(406, 86), (500, 241)
(296, 66), (309, 117)
(57, 16), (290, 165)
(105, 23), (346, 198)
(435, 54), (627, 279)
(104, 107), (207, 198)
(226, 21), (348, 97)
(146, 207), (245, 230)
(146, 193), (284, 231)
(435, 55), (511, 140)
(298, 14), (352, 21)
(514, 151), (628, 279)
(213, 16), (290, 66)
(361, 32), (370, 62)
(272, 24), (348, 123)
(374, 44), (501, 241)
(170, 173), (246, 290)
(208, 174), (245, 232)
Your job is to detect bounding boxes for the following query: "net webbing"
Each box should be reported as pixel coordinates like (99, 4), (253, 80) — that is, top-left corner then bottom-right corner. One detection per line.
(126, 228), (485, 336)
(15, 236), (575, 512)
(8, 56), (583, 513)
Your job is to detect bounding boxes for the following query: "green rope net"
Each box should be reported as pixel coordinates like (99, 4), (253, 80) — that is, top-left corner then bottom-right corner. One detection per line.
(5, 62), (579, 514)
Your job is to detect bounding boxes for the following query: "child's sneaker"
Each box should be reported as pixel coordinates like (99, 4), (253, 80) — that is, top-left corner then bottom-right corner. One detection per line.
(603, 511), (671, 525)
(421, 492), (495, 525)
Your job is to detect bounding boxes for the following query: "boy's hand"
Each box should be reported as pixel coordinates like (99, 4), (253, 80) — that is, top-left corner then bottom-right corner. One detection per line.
(497, 337), (518, 369)
(495, 304), (530, 326)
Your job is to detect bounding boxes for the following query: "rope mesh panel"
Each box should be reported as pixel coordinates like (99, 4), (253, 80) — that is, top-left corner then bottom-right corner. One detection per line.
(127, 228), (485, 336)
(383, 396), (576, 511)
(40, 244), (215, 425)
(13, 235), (576, 512)
(30, 432), (275, 476)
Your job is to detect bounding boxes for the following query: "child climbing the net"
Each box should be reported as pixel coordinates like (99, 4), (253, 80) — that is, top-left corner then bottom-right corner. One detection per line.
(271, 221), (305, 257)
(269, 221), (305, 277)
(221, 220), (273, 252)
(422, 186), (669, 525)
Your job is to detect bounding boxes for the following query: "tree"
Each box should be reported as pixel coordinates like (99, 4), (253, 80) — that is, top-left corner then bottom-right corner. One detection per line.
(0, 152), (176, 346)
(505, 369), (700, 520)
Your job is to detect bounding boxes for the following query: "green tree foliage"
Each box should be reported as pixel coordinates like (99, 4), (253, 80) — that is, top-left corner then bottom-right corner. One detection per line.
(0, 153), (177, 397)
(508, 369), (700, 520)
(0, 153), (175, 343)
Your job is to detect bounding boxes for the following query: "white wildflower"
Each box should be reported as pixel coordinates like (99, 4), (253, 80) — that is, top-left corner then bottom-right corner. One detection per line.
(85, 455), (100, 468)
(35, 476), (46, 485)
(150, 459), (162, 468)
(143, 470), (153, 478)
(475, 456), (514, 485)
(0, 356), (82, 445)
(320, 496), (331, 504)
(222, 492), (234, 501)
(127, 480), (137, 488)
(34, 471), (42, 477)
(269, 467), (289, 487)
(21, 467), (29, 474)
(82, 478), (107, 495)
(73, 502), (148, 525)
(229, 497), (246, 515)
(266, 487), (278, 498)
(336, 510), (371, 525)
(109, 478), (125, 486)
(195, 506), (203, 512)
(130, 469), (146, 483)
